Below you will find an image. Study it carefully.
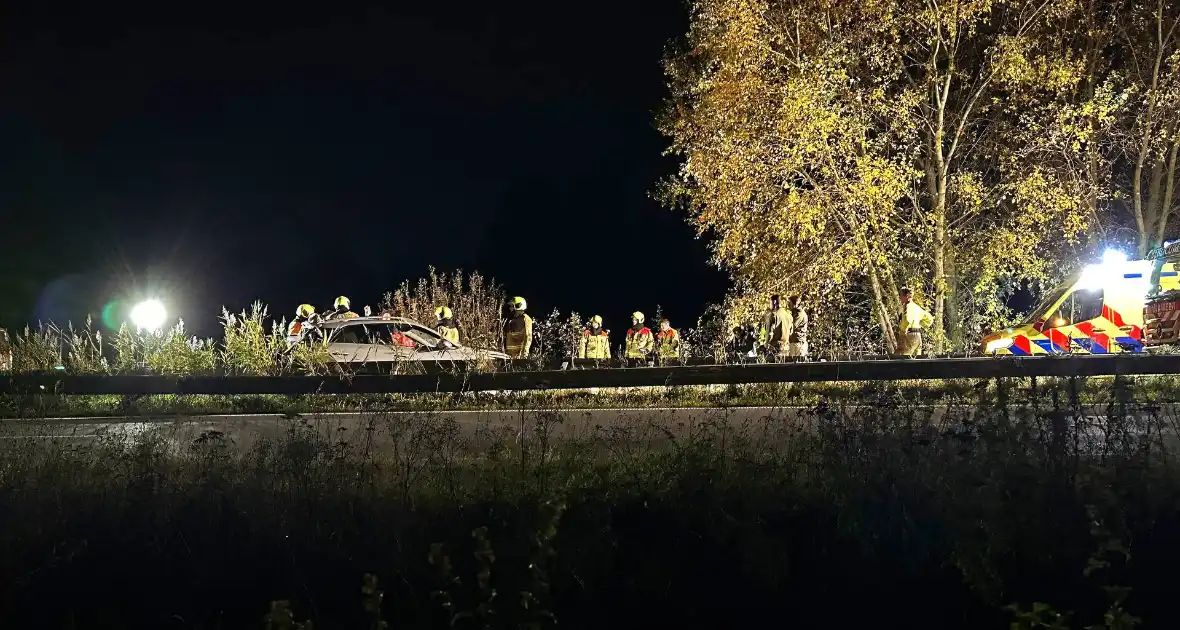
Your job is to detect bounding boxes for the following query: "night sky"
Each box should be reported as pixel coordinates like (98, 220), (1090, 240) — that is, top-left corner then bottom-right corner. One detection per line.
(0, 1), (727, 336)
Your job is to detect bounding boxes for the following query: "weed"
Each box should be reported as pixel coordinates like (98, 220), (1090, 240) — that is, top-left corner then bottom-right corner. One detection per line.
(0, 380), (1176, 628)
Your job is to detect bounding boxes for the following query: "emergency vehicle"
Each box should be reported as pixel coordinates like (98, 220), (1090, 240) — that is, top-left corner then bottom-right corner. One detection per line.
(1143, 240), (1180, 347)
(980, 253), (1178, 355)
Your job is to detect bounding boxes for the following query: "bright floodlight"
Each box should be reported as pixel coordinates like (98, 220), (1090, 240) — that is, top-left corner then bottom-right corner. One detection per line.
(130, 299), (167, 331)
(1103, 248), (1127, 265)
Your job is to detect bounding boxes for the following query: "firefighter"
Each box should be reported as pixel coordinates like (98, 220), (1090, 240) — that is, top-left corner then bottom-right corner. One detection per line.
(656, 318), (681, 363)
(787, 296), (809, 360)
(578, 315), (611, 360)
(759, 295), (793, 362)
(436, 306), (460, 345)
(0, 328), (10, 372)
(326, 296), (359, 320)
(287, 304), (316, 343)
(625, 312), (654, 362)
(504, 296), (533, 358)
(895, 287), (933, 358)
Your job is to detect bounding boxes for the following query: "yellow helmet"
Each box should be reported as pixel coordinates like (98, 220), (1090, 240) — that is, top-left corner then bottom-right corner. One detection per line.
(296, 304), (315, 318)
(589, 315), (603, 327)
(435, 306), (453, 320)
(334, 296), (351, 310)
(511, 296), (527, 311)
(632, 311), (645, 324)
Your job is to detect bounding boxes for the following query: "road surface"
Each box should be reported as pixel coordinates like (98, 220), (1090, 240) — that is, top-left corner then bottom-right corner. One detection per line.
(2, 404), (1177, 454)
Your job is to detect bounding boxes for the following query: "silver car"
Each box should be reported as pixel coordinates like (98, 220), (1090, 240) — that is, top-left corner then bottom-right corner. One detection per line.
(316, 315), (509, 369)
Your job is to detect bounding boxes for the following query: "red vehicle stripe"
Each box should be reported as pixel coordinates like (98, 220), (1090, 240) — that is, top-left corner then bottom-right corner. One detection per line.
(1103, 305), (1126, 327)
(1013, 335), (1032, 354)
(1046, 328), (1071, 352)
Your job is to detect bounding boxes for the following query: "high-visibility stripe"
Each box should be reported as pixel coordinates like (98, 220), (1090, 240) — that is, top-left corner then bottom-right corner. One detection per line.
(1045, 328), (1072, 352)
(1127, 271), (1178, 278)
(1116, 336), (1143, 352)
(1102, 305), (1126, 327)
(1033, 339), (1056, 353)
(1011, 335), (1032, 355)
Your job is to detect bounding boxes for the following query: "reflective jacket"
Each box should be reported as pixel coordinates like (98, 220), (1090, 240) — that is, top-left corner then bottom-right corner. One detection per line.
(760, 307), (793, 352)
(625, 327), (654, 358)
(789, 308), (809, 344)
(898, 301), (933, 333)
(505, 313), (534, 358)
(579, 329), (611, 359)
(438, 326), (459, 344)
(287, 319), (306, 344)
(656, 328), (681, 359)
(437, 318), (460, 344)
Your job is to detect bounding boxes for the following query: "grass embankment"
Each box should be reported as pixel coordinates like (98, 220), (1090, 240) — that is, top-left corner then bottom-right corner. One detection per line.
(5, 374), (1180, 418)
(0, 376), (1173, 629)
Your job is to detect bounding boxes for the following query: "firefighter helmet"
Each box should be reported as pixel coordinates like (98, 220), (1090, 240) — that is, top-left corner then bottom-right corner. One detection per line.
(435, 306), (453, 320)
(334, 296), (351, 310)
(590, 315), (603, 327)
(511, 296), (527, 311)
(632, 311), (645, 324)
(296, 304), (315, 318)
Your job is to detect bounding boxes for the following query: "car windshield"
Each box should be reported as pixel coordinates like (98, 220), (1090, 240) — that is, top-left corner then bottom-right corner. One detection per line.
(399, 324), (444, 347)
(1019, 281), (1074, 326)
(333, 322), (447, 347)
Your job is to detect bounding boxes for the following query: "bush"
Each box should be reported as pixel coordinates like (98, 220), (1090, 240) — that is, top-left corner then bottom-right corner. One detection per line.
(221, 302), (282, 375)
(381, 268), (506, 351)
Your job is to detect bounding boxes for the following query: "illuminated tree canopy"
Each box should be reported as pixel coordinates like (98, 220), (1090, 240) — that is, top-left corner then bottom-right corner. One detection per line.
(661, 0), (1180, 351)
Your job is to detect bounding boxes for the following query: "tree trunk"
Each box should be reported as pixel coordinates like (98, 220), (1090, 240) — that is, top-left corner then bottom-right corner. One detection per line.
(867, 265), (897, 353)
(932, 202), (948, 354)
(945, 251), (962, 351)
(1159, 133), (1180, 247)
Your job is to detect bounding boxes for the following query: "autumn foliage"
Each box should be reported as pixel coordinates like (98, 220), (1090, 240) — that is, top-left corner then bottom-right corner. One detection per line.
(661, 0), (1180, 352)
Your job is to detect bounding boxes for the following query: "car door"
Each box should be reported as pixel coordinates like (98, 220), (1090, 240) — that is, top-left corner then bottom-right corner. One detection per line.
(326, 323), (366, 364)
(358, 323), (416, 365)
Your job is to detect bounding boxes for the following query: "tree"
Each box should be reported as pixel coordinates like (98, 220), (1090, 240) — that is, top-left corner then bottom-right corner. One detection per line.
(661, 0), (1104, 352)
(1116, 0), (1180, 255)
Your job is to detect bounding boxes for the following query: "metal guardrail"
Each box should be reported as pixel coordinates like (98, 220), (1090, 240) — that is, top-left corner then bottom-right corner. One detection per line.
(0, 355), (1177, 395)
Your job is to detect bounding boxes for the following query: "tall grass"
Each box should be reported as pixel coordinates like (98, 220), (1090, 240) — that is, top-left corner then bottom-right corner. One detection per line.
(1, 303), (331, 377)
(381, 268), (506, 352)
(0, 378), (1173, 628)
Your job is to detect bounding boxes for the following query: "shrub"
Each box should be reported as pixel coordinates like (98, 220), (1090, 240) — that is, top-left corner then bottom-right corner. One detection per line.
(221, 302), (282, 375)
(381, 268), (505, 350)
(143, 322), (217, 375)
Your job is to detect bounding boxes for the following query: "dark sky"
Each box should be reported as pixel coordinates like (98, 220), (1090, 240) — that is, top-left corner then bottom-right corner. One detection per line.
(0, 1), (727, 336)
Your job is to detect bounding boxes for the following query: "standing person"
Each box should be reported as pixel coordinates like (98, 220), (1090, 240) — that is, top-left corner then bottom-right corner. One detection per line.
(287, 304), (317, 343)
(625, 312), (654, 364)
(759, 295), (793, 362)
(326, 296), (359, 320)
(0, 328), (10, 372)
(504, 296), (534, 358)
(435, 306), (460, 345)
(787, 296), (809, 360)
(578, 315), (611, 361)
(896, 287), (934, 358)
(656, 318), (681, 364)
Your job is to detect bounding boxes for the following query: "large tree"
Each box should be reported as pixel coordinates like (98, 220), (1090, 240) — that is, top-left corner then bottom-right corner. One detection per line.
(661, 0), (1123, 351)
(1117, 0), (1180, 255)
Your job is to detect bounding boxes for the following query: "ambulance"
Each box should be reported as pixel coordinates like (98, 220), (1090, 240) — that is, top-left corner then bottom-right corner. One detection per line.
(980, 251), (1179, 355)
